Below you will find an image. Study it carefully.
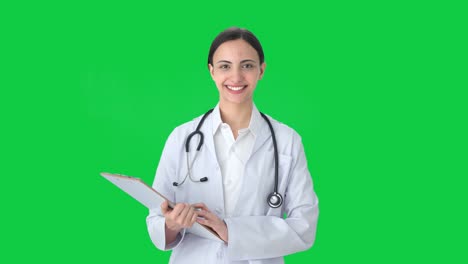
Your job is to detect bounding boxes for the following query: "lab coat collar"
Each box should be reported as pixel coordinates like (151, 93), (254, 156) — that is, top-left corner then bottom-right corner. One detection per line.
(211, 104), (223, 135)
(249, 113), (271, 158)
(211, 103), (262, 138)
(208, 103), (270, 159)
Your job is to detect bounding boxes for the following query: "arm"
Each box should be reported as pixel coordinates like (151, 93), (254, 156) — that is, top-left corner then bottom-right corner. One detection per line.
(147, 206), (182, 250)
(146, 129), (194, 250)
(225, 136), (319, 261)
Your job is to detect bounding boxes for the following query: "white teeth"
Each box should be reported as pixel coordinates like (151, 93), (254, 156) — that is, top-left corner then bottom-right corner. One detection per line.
(227, 85), (245, 91)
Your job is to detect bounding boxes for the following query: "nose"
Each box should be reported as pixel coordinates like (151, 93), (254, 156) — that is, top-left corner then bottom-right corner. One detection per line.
(230, 66), (244, 83)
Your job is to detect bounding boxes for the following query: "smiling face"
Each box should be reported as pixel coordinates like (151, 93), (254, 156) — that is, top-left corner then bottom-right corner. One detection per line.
(209, 39), (266, 107)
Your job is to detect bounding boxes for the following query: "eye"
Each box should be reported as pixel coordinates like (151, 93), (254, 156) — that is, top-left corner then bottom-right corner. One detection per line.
(219, 64), (230, 70)
(242, 63), (254, 69)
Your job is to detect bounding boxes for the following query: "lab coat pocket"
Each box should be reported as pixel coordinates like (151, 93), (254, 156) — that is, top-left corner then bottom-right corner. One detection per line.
(262, 151), (294, 193)
(276, 153), (293, 200)
(265, 152), (293, 216)
(246, 151), (293, 216)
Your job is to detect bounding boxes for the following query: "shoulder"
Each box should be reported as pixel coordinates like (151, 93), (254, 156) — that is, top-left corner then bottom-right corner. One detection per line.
(262, 113), (303, 143)
(166, 111), (208, 143)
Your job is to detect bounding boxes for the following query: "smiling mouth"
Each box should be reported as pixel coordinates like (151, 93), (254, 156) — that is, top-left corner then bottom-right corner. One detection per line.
(225, 85), (247, 91)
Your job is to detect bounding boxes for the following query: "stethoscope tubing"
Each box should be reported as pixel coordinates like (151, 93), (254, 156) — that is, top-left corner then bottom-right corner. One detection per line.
(173, 108), (282, 208)
(260, 112), (279, 194)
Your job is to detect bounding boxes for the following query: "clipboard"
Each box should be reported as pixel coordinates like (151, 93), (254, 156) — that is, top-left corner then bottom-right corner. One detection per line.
(101, 172), (222, 242)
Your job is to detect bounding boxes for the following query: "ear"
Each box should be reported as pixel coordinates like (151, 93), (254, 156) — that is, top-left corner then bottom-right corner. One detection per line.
(258, 62), (266, 80)
(208, 64), (215, 79)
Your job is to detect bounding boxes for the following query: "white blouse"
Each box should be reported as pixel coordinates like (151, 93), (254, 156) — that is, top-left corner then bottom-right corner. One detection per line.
(211, 104), (262, 217)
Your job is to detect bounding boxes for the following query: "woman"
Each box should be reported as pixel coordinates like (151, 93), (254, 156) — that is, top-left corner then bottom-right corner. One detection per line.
(147, 27), (319, 263)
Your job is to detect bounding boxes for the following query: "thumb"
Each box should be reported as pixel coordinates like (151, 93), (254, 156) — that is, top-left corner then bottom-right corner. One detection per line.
(160, 200), (169, 215)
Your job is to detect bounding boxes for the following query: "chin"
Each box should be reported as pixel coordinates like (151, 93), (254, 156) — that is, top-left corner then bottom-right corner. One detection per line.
(221, 96), (253, 106)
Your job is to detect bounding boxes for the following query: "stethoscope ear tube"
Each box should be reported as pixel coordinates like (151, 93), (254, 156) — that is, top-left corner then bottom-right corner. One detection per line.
(186, 131), (204, 152)
(174, 109), (214, 187)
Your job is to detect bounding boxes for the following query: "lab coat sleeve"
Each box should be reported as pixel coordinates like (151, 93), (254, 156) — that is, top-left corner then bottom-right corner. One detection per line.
(146, 129), (187, 250)
(225, 135), (319, 261)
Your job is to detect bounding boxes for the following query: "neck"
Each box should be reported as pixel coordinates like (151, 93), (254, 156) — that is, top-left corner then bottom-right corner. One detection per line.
(219, 100), (253, 133)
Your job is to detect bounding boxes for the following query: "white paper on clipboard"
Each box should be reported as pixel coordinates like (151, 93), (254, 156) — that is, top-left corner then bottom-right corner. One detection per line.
(101, 172), (222, 242)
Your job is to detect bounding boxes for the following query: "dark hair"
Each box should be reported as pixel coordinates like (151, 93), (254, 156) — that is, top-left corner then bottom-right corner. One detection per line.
(208, 27), (264, 65)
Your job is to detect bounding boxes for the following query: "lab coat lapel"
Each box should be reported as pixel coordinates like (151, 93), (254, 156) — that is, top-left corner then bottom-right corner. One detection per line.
(232, 120), (271, 215)
(250, 118), (272, 158)
(199, 113), (218, 162)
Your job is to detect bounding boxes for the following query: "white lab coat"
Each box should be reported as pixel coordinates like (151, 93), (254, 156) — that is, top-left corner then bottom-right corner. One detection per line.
(146, 109), (319, 264)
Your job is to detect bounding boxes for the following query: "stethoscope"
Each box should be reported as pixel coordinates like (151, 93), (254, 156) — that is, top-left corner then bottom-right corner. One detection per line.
(172, 109), (283, 208)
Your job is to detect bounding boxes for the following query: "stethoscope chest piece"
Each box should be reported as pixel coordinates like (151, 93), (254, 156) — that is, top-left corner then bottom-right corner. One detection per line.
(267, 192), (283, 208)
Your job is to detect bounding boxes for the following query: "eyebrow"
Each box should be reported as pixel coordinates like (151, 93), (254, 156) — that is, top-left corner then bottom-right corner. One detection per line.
(215, 59), (257, 64)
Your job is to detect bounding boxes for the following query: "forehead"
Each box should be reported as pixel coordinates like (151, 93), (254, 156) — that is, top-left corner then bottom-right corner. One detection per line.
(213, 39), (259, 62)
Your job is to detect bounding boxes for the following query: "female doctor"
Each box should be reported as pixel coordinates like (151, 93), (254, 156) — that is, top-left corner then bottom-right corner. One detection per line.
(146, 27), (319, 263)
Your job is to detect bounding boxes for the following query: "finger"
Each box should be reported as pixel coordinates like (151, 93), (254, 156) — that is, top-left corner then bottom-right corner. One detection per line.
(196, 209), (209, 218)
(196, 217), (210, 227)
(196, 209), (217, 221)
(170, 203), (186, 217)
(160, 201), (169, 215)
(178, 204), (191, 225)
(198, 218), (219, 231)
(183, 207), (196, 227)
(182, 206), (194, 225)
(190, 213), (197, 225)
(192, 203), (209, 211)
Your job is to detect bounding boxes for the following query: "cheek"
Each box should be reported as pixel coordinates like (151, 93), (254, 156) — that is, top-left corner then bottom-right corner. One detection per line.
(213, 75), (226, 87)
(212, 79), (224, 90)
(247, 74), (260, 84)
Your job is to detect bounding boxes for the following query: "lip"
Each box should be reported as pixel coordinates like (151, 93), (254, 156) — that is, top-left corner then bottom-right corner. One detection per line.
(224, 85), (247, 94)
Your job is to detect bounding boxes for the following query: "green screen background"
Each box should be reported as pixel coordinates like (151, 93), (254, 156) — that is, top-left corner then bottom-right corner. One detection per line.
(2, 0), (467, 263)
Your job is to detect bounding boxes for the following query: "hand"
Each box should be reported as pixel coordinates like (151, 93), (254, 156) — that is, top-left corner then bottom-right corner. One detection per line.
(193, 203), (229, 243)
(161, 201), (198, 232)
